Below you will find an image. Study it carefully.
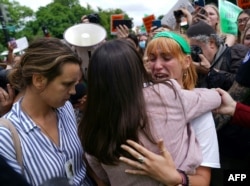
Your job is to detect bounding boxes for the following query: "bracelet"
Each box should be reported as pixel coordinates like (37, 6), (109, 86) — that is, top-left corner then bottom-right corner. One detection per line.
(177, 169), (190, 186)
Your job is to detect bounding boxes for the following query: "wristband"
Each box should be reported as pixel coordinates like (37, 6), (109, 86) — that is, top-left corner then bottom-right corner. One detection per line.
(177, 169), (190, 186)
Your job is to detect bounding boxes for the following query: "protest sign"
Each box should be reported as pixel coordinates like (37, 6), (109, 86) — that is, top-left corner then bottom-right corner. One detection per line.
(161, 0), (194, 30)
(219, 0), (242, 35)
(237, 0), (250, 9)
(142, 14), (155, 33)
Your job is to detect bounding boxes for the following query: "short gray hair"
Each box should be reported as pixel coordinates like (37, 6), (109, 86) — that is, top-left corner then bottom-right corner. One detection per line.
(189, 34), (224, 47)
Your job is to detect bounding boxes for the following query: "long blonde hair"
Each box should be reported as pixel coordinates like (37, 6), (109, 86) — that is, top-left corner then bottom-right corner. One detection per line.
(205, 4), (221, 34)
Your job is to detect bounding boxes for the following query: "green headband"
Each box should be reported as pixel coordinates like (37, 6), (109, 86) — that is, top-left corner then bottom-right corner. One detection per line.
(153, 31), (191, 54)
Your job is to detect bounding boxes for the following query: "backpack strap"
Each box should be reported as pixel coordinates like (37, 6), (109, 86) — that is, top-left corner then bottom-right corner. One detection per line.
(0, 118), (24, 174)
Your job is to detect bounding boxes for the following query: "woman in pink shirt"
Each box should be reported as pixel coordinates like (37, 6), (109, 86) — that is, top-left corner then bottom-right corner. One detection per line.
(119, 31), (221, 186)
(78, 38), (221, 186)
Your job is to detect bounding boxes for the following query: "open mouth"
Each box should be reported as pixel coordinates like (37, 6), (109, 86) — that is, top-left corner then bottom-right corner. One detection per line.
(154, 74), (169, 80)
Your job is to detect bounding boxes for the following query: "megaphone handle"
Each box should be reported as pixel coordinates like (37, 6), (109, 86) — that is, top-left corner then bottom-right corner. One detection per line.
(88, 51), (91, 58)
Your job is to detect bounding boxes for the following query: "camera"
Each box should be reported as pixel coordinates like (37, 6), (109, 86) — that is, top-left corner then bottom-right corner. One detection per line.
(191, 45), (202, 62)
(87, 13), (100, 24)
(174, 10), (184, 19)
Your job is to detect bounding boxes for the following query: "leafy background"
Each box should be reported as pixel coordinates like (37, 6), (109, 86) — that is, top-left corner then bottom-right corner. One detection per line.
(0, 0), (237, 53)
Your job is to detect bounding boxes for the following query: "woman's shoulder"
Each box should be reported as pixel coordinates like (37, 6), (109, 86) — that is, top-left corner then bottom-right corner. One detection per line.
(145, 79), (181, 90)
(190, 111), (215, 132)
(143, 79), (181, 97)
(221, 33), (236, 47)
(58, 101), (74, 114)
(57, 101), (78, 126)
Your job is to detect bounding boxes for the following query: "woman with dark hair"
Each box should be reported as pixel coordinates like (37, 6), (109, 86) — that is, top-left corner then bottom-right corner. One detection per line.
(126, 33), (139, 49)
(241, 24), (250, 47)
(78, 38), (221, 185)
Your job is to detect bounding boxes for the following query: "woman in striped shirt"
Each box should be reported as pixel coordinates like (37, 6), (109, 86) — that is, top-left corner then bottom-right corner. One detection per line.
(0, 37), (94, 186)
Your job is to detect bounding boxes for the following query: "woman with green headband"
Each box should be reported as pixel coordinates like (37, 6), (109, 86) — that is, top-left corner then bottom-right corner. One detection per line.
(119, 31), (220, 185)
(78, 38), (221, 185)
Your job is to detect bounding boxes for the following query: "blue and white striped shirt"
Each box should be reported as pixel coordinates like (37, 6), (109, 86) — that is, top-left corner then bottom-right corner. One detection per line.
(0, 100), (93, 186)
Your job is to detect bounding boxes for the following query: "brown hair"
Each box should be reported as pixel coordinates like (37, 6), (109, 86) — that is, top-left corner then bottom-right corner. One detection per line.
(205, 4), (221, 34)
(8, 37), (81, 91)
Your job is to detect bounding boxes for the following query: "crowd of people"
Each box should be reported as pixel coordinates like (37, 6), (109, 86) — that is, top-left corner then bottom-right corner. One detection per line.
(1, 1), (250, 186)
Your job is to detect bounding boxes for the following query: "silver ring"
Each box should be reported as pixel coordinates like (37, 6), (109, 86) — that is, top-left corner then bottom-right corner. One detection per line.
(138, 156), (144, 164)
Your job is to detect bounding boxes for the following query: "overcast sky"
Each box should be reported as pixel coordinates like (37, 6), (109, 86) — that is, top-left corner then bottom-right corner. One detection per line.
(17, 0), (177, 26)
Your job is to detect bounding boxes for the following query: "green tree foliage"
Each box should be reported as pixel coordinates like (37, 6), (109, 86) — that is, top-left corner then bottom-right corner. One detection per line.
(53, 0), (80, 7)
(0, 0), (33, 52)
(4, 0), (240, 54)
(0, 0), (132, 54)
(96, 7), (130, 39)
(35, 3), (79, 38)
(19, 1), (128, 40)
(25, 1), (130, 40)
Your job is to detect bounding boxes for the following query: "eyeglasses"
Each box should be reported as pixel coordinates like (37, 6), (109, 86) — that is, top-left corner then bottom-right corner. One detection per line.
(237, 17), (249, 24)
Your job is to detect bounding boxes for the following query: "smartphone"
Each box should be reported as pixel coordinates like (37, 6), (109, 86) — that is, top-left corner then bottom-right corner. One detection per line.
(193, 0), (205, 7)
(199, 7), (208, 16)
(191, 45), (202, 62)
(152, 20), (161, 28)
(113, 19), (133, 29)
(174, 10), (184, 19)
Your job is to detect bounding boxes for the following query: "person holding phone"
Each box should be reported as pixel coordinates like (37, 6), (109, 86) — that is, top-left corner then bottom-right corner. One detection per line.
(116, 25), (130, 38)
(152, 20), (162, 29)
(189, 3), (236, 46)
(173, 7), (193, 34)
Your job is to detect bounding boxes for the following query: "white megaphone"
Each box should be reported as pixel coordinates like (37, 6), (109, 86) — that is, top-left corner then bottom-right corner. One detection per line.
(63, 23), (107, 78)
